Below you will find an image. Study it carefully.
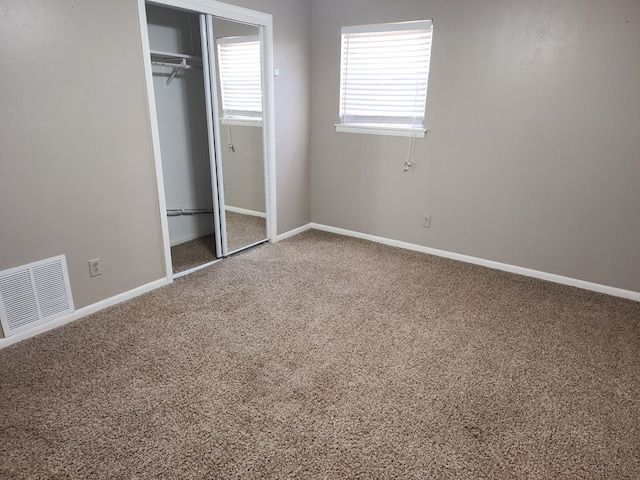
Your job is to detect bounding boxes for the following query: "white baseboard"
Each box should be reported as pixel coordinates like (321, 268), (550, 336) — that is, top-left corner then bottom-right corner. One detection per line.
(309, 223), (640, 302)
(172, 259), (220, 279)
(276, 223), (313, 242)
(3, 224), (635, 350)
(170, 232), (210, 247)
(225, 206), (266, 218)
(0, 277), (170, 350)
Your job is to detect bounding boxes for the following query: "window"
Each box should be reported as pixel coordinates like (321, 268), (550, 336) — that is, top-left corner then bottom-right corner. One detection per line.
(216, 35), (262, 125)
(337, 20), (433, 137)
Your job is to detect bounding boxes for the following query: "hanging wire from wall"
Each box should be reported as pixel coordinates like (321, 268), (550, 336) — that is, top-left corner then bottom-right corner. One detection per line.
(404, 65), (422, 173)
(226, 123), (235, 152)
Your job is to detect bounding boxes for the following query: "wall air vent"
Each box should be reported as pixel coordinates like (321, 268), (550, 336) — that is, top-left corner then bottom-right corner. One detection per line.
(0, 255), (75, 337)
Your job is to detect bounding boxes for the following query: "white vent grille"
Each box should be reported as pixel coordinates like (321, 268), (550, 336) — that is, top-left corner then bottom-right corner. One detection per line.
(0, 255), (74, 337)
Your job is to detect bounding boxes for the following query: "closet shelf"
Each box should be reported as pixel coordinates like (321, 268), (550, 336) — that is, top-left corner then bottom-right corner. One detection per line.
(150, 50), (202, 85)
(150, 49), (202, 61)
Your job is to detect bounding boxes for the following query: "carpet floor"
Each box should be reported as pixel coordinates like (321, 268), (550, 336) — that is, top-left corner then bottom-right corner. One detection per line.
(171, 235), (217, 274)
(0, 230), (638, 479)
(170, 212), (266, 274)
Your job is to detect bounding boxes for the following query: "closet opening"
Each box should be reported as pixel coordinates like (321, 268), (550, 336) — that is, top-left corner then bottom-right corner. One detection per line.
(138, 0), (277, 280)
(147, 6), (216, 275)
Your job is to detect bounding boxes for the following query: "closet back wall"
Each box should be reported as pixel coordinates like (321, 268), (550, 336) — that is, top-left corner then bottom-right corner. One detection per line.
(147, 6), (214, 246)
(0, 0), (165, 339)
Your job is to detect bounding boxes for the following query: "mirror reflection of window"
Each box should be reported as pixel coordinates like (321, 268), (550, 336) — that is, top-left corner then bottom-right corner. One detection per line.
(213, 21), (267, 255)
(217, 36), (263, 126)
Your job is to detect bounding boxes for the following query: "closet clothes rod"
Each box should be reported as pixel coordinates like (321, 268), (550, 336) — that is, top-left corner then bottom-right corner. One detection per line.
(151, 59), (203, 85)
(167, 208), (215, 217)
(150, 50), (202, 85)
(151, 60), (193, 69)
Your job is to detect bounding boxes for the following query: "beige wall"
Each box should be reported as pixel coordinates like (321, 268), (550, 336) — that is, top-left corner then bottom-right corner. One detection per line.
(0, 0), (166, 339)
(310, 0), (640, 292)
(0, 0), (312, 338)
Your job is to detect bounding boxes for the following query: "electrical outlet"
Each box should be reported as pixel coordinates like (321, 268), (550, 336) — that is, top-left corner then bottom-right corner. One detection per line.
(423, 215), (431, 228)
(89, 258), (102, 277)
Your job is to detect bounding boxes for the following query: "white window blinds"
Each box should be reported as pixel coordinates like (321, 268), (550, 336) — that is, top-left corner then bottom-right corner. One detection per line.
(216, 35), (262, 120)
(339, 20), (433, 130)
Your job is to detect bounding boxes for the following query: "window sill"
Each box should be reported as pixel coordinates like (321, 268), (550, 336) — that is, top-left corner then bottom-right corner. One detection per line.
(335, 124), (426, 138)
(221, 118), (263, 127)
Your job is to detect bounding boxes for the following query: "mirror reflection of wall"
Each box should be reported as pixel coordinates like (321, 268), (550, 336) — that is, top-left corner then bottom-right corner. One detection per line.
(212, 19), (267, 254)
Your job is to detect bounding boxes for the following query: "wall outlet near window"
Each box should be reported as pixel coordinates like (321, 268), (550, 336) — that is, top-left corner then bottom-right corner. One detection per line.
(89, 258), (102, 277)
(423, 215), (431, 228)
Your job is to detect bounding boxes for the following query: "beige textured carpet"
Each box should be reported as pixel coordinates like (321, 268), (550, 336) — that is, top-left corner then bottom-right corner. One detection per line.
(1, 230), (638, 479)
(171, 235), (217, 274)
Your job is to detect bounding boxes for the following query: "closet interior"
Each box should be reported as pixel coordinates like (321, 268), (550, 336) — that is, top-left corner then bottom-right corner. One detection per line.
(146, 3), (269, 277)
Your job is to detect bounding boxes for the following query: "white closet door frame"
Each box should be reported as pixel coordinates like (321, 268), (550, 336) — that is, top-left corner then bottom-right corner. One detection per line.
(136, 0), (277, 281)
(199, 14), (224, 258)
(202, 14), (228, 256)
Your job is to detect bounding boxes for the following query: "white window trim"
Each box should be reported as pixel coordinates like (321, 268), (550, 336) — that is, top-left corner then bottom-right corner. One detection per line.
(220, 117), (263, 127)
(336, 19), (433, 138)
(335, 124), (426, 138)
(342, 20), (431, 35)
